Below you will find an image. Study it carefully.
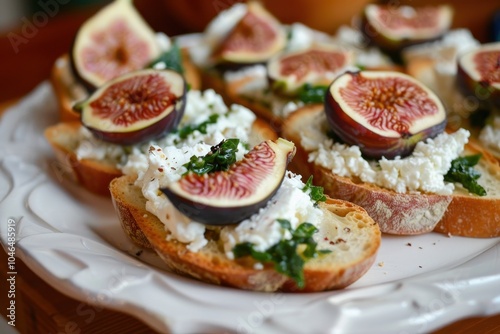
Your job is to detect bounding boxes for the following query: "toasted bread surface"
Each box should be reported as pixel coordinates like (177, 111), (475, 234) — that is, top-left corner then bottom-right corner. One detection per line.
(282, 104), (500, 237)
(110, 174), (381, 292)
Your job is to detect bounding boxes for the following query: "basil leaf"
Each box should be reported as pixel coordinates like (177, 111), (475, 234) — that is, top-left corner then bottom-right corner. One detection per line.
(297, 84), (328, 104)
(148, 42), (184, 73)
(233, 221), (330, 288)
(183, 139), (240, 175)
(302, 176), (327, 205)
(444, 154), (486, 196)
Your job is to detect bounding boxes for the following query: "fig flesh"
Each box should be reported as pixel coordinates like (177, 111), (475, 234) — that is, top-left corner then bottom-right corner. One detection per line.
(325, 71), (446, 159)
(267, 45), (354, 95)
(362, 4), (453, 54)
(457, 42), (500, 109)
(71, 0), (161, 89)
(161, 138), (296, 225)
(213, 2), (286, 64)
(78, 69), (186, 145)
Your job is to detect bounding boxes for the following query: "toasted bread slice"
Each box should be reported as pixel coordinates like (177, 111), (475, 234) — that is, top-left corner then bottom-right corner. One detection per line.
(110, 174), (381, 292)
(51, 50), (201, 123)
(282, 105), (500, 238)
(44, 119), (277, 197)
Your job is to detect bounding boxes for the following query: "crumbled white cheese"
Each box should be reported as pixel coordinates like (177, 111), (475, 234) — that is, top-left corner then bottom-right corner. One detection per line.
(304, 112), (471, 195)
(136, 144), (212, 252)
(220, 171), (323, 257)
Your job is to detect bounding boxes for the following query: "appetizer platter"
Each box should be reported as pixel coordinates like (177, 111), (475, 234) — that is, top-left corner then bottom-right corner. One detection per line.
(1, 0), (500, 332)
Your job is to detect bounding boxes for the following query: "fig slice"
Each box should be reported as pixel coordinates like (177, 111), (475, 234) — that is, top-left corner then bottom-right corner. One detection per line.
(325, 71), (446, 159)
(267, 45), (354, 95)
(71, 0), (162, 89)
(78, 69), (186, 145)
(161, 138), (296, 225)
(457, 42), (500, 108)
(213, 2), (286, 64)
(362, 4), (453, 54)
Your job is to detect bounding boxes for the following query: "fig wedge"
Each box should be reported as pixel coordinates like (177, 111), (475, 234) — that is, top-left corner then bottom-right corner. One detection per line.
(78, 69), (186, 145)
(71, 0), (161, 89)
(213, 2), (286, 64)
(268, 45), (354, 95)
(325, 71), (446, 159)
(457, 42), (500, 109)
(161, 138), (296, 225)
(362, 4), (453, 55)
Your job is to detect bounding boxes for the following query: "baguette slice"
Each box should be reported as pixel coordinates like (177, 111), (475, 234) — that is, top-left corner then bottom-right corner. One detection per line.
(44, 119), (277, 197)
(110, 174), (381, 292)
(282, 104), (500, 238)
(51, 50), (201, 123)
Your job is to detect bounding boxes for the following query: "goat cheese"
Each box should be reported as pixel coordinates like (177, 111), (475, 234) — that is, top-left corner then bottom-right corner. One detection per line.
(220, 171), (323, 257)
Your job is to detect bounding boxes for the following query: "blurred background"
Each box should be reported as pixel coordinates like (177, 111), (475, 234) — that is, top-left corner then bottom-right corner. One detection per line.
(0, 0), (498, 103)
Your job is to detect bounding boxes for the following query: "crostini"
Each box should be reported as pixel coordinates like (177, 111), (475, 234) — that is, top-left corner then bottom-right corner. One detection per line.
(282, 71), (500, 238)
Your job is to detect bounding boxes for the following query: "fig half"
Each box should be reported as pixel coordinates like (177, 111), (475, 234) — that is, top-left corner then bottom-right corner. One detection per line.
(161, 138), (296, 225)
(78, 69), (186, 145)
(362, 4), (453, 54)
(267, 45), (354, 95)
(457, 42), (500, 109)
(213, 2), (286, 64)
(71, 0), (161, 89)
(325, 71), (446, 159)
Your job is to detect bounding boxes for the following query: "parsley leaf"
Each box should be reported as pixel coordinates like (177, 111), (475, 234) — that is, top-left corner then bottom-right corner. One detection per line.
(302, 176), (327, 205)
(297, 84), (329, 104)
(148, 42), (184, 74)
(176, 114), (219, 139)
(444, 154), (486, 196)
(233, 220), (331, 289)
(183, 139), (239, 175)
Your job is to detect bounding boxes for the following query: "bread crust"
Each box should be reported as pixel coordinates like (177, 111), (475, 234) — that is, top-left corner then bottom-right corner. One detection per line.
(110, 174), (381, 292)
(282, 104), (500, 238)
(51, 50), (202, 123)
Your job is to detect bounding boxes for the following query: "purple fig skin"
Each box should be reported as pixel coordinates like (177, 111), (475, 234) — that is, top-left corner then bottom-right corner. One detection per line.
(161, 182), (283, 225)
(324, 72), (447, 159)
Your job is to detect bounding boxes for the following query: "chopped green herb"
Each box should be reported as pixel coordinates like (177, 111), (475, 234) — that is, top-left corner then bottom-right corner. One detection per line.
(297, 83), (329, 104)
(147, 42), (184, 73)
(302, 176), (327, 205)
(176, 114), (219, 139)
(183, 138), (239, 175)
(444, 154), (486, 196)
(233, 219), (331, 288)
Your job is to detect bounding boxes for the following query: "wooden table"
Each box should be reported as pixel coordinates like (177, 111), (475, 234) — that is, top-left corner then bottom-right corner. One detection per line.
(1, 1), (499, 333)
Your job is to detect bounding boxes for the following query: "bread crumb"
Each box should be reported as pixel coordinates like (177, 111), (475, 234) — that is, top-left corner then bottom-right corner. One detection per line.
(378, 261), (384, 267)
(419, 247), (423, 249)
(406, 242), (412, 246)
(418, 265), (422, 268)
(447, 233), (453, 238)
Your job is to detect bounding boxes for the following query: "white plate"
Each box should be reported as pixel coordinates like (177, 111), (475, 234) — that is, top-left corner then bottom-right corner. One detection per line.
(1, 82), (499, 334)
